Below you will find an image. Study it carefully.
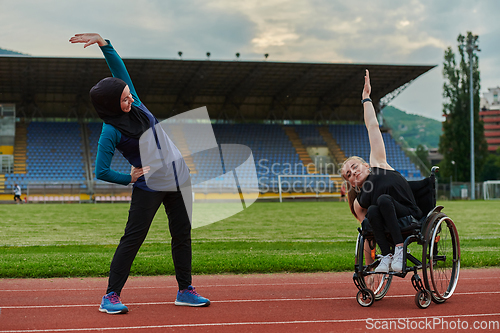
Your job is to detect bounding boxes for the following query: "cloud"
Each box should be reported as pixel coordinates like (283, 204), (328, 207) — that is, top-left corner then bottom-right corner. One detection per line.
(1, 0), (492, 63)
(190, 0), (453, 65)
(0, 0), (499, 119)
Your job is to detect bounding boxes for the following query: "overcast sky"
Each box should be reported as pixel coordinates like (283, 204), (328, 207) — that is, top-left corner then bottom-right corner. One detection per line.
(1, 0), (499, 121)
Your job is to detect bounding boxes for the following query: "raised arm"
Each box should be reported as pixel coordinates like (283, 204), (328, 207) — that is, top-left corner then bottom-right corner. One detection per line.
(362, 70), (392, 170)
(69, 33), (141, 106)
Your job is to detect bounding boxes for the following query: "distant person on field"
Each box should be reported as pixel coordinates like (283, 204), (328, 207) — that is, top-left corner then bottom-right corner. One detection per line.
(13, 183), (22, 203)
(70, 33), (210, 314)
(340, 70), (422, 273)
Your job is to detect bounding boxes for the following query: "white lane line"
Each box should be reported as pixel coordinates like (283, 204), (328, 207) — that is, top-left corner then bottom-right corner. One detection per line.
(1, 313), (500, 333)
(1, 291), (499, 309)
(0, 275), (497, 292)
(0, 281), (343, 292)
(0, 298), (341, 309)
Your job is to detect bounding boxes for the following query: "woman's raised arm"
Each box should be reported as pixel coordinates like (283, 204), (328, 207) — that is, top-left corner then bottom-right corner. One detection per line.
(69, 33), (141, 106)
(362, 70), (391, 170)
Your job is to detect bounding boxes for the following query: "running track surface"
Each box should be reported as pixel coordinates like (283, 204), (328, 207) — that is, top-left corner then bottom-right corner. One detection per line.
(1, 268), (499, 332)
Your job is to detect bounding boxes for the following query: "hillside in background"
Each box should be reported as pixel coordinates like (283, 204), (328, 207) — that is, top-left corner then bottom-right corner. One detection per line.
(382, 105), (442, 149)
(0, 48), (28, 56)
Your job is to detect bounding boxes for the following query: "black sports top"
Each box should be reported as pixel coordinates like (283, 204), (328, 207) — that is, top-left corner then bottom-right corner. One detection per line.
(357, 167), (422, 219)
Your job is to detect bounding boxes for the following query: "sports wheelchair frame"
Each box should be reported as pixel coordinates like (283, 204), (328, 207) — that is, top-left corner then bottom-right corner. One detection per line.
(353, 166), (460, 309)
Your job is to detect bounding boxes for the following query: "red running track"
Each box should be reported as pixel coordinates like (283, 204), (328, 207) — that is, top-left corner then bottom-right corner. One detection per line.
(0, 268), (499, 332)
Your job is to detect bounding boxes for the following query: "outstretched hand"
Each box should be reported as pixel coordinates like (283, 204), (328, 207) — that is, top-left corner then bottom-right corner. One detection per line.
(69, 33), (107, 48)
(362, 69), (371, 99)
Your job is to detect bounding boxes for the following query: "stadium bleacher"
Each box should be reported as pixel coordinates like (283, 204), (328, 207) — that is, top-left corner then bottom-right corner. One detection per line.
(211, 124), (305, 190)
(4, 122), (423, 196)
(294, 125), (327, 146)
(4, 122), (86, 192)
(329, 124), (422, 179)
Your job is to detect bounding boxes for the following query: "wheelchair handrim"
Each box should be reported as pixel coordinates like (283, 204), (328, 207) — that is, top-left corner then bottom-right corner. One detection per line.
(429, 216), (460, 300)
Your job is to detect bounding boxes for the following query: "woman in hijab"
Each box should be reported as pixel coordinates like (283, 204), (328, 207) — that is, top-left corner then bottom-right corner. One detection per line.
(70, 33), (210, 314)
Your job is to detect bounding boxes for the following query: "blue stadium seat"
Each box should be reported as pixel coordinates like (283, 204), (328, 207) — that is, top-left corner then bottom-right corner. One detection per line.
(329, 124), (422, 180)
(25, 122), (86, 186)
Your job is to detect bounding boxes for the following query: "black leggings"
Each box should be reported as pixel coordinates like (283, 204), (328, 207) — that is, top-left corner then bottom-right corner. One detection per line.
(366, 194), (415, 256)
(107, 186), (192, 295)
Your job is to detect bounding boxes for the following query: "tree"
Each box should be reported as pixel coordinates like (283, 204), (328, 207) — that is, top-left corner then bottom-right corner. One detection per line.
(481, 148), (500, 181)
(438, 32), (488, 182)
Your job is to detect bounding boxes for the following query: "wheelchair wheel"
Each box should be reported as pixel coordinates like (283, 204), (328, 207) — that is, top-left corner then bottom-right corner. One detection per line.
(415, 290), (431, 309)
(357, 288), (375, 307)
(355, 234), (392, 300)
(422, 213), (460, 303)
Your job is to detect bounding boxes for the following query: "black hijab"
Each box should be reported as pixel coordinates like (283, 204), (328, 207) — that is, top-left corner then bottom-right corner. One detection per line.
(90, 77), (151, 139)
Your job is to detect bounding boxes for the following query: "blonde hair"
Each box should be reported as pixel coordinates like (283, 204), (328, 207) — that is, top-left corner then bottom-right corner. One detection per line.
(347, 185), (358, 219)
(340, 156), (367, 220)
(340, 156), (367, 180)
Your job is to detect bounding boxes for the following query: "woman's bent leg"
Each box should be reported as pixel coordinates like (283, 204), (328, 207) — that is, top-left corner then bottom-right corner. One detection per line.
(366, 205), (392, 256)
(376, 194), (414, 272)
(376, 194), (412, 245)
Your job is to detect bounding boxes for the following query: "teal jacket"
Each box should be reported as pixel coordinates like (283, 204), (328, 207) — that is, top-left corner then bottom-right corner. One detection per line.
(94, 41), (187, 191)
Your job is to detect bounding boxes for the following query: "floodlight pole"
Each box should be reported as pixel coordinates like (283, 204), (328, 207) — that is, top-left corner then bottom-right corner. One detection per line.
(464, 35), (479, 200)
(469, 47), (475, 200)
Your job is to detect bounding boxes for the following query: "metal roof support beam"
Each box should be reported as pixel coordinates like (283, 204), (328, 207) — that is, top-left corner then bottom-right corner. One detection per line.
(281, 107), (293, 122)
(313, 108), (326, 122)
(172, 62), (209, 114)
(379, 80), (413, 109)
(231, 106), (246, 123)
(66, 107), (79, 120)
(266, 107), (280, 123)
(267, 96), (286, 122)
(218, 64), (263, 120)
(30, 106), (44, 119)
(327, 108), (341, 121)
(272, 66), (315, 107)
(267, 67), (316, 122)
(318, 71), (361, 109)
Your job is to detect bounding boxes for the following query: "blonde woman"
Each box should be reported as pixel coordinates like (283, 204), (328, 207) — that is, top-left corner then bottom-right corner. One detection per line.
(341, 70), (422, 273)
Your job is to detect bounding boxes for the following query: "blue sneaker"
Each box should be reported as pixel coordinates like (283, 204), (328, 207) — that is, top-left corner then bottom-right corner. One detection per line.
(99, 292), (129, 314)
(175, 286), (210, 307)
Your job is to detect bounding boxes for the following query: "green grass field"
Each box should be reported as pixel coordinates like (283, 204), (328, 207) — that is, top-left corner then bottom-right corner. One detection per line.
(1, 201), (499, 278)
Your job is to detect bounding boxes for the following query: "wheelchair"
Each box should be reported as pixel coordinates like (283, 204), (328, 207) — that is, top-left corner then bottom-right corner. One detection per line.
(353, 166), (460, 309)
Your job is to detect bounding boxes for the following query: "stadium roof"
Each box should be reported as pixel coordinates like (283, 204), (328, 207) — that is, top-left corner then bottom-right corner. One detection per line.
(0, 56), (435, 121)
